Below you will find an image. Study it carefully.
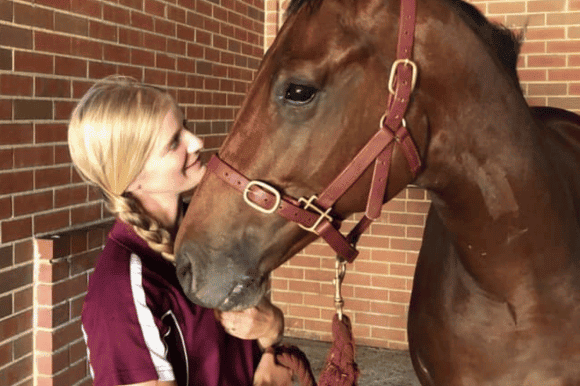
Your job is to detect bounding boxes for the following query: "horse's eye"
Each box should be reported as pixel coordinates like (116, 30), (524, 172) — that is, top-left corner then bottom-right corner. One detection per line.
(285, 83), (317, 105)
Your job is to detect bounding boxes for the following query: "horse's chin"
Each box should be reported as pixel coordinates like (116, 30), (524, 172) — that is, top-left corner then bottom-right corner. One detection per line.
(216, 278), (268, 312)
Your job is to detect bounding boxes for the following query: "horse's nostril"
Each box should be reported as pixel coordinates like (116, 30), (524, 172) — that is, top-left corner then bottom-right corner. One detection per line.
(176, 260), (196, 295)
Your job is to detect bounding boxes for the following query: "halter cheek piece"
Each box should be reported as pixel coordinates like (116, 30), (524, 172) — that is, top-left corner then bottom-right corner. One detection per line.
(207, 0), (421, 263)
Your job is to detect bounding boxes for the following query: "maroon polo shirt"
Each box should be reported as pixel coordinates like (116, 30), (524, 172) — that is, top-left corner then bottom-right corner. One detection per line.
(82, 220), (260, 386)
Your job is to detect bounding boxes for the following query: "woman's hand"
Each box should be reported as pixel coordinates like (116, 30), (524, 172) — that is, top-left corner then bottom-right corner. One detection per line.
(215, 297), (284, 349)
(252, 350), (293, 386)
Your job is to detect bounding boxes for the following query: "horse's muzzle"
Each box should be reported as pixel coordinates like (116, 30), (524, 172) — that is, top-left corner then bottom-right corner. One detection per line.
(175, 243), (267, 311)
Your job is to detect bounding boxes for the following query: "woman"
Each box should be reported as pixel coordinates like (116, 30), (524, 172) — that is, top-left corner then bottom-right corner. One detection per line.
(68, 76), (292, 386)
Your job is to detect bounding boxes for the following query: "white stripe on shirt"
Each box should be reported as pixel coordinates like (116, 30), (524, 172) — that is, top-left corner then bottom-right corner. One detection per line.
(130, 253), (176, 381)
(81, 325), (95, 380)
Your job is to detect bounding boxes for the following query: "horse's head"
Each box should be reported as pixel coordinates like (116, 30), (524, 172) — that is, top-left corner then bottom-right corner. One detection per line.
(175, 0), (434, 310)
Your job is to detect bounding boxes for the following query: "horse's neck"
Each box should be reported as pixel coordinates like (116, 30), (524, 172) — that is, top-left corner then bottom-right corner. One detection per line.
(416, 89), (579, 298)
(406, 1), (580, 297)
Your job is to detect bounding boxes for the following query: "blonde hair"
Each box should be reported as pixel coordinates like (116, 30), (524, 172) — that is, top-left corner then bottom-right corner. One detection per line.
(68, 76), (176, 261)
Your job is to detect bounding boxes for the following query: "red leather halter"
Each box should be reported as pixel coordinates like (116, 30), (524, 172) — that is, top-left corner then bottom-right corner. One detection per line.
(206, 0), (421, 263)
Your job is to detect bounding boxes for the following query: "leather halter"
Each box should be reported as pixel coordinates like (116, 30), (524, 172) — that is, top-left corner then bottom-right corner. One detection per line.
(206, 0), (421, 263)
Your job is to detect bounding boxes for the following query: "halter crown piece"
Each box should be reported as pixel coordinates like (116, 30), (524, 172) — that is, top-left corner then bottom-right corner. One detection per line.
(207, 0), (421, 264)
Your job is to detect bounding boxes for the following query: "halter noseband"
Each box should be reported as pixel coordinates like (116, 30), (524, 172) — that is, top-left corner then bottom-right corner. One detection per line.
(206, 0), (421, 263)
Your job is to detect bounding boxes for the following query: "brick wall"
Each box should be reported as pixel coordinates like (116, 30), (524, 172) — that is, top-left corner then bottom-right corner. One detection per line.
(0, 0), (264, 384)
(268, 0), (580, 350)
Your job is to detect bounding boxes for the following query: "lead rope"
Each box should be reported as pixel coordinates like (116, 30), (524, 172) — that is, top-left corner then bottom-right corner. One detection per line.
(317, 254), (359, 386)
(274, 257), (358, 386)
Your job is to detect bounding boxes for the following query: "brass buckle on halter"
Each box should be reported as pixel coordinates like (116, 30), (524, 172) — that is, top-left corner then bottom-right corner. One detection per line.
(298, 195), (334, 234)
(388, 59), (418, 95)
(243, 181), (281, 214)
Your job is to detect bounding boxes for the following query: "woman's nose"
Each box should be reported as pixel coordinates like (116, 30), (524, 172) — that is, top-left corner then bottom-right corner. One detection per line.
(184, 131), (203, 154)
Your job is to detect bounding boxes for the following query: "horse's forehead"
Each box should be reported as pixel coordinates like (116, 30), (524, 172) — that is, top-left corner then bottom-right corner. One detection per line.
(275, 2), (347, 56)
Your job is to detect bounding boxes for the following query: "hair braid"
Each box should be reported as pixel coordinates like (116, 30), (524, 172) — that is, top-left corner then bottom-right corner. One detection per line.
(108, 194), (176, 262)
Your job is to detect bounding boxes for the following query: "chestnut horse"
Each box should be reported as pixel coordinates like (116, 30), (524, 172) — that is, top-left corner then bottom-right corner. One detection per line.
(175, 0), (580, 383)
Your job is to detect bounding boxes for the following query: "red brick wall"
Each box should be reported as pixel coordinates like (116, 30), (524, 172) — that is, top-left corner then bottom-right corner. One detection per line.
(0, 0), (264, 384)
(268, 0), (580, 350)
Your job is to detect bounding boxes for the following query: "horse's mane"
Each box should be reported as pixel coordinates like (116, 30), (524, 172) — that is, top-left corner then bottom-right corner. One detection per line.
(286, 0), (318, 16)
(444, 0), (523, 85)
(286, 0), (523, 84)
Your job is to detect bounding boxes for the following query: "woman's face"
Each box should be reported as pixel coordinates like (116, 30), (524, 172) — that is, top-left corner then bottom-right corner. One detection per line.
(130, 107), (206, 197)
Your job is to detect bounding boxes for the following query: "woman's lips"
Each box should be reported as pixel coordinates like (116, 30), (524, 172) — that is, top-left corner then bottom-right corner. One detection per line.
(185, 156), (200, 170)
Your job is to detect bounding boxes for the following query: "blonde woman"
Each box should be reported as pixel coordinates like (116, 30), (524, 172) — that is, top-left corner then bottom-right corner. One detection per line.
(69, 76), (292, 386)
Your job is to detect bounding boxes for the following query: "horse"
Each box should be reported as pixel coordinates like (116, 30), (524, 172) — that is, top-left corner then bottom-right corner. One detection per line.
(174, 0), (580, 383)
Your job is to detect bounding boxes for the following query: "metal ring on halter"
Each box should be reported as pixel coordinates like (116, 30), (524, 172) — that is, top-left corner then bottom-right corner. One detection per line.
(388, 58), (418, 95)
(380, 113), (407, 131)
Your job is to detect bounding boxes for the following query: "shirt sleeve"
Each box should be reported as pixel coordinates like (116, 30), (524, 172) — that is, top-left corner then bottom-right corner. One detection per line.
(82, 253), (176, 386)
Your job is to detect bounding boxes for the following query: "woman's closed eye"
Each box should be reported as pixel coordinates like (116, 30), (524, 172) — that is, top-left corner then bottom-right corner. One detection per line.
(169, 130), (182, 151)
